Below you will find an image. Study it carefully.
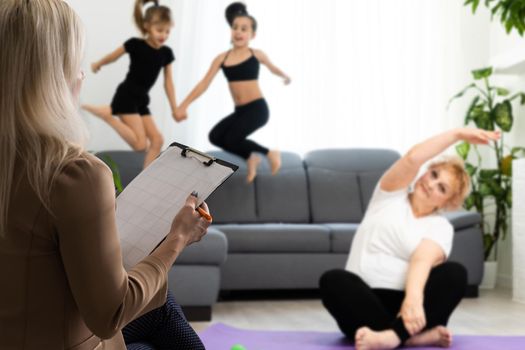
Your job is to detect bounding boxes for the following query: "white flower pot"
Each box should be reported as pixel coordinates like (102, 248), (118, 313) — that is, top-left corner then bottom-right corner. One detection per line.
(480, 261), (498, 290)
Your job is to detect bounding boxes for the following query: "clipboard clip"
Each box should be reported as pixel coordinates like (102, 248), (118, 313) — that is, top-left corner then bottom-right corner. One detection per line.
(180, 146), (216, 167)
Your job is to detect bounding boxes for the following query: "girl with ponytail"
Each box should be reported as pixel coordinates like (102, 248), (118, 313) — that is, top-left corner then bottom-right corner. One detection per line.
(83, 0), (182, 168)
(176, 2), (291, 183)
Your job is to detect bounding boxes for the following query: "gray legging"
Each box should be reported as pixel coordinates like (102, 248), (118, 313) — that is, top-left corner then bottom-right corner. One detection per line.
(319, 262), (467, 344)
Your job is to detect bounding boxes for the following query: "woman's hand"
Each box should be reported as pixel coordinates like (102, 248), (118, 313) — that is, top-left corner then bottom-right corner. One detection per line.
(166, 194), (210, 249)
(457, 127), (500, 145)
(400, 296), (426, 336)
(91, 62), (101, 74)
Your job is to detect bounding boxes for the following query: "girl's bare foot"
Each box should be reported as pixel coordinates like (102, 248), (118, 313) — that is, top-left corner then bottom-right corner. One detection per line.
(405, 326), (452, 348)
(355, 327), (401, 350)
(246, 154), (261, 183)
(82, 104), (113, 122)
(267, 150), (281, 175)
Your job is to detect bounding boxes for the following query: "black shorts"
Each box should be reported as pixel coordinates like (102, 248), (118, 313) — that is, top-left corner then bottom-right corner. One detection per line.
(110, 82), (151, 116)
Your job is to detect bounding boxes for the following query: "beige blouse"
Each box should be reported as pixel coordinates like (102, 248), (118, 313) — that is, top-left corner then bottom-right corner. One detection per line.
(0, 153), (168, 349)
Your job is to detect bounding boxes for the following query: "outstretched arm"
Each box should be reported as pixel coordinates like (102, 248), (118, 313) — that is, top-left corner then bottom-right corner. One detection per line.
(163, 64), (179, 122)
(175, 53), (225, 120)
(400, 239), (446, 336)
(380, 127), (500, 192)
(255, 49), (291, 85)
(91, 46), (126, 73)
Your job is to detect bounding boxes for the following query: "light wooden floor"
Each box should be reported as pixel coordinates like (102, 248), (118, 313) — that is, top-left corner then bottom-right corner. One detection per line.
(191, 287), (525, 335)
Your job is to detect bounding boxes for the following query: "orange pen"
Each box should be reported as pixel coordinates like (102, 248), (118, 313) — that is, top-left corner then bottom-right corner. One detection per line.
(197, 206), (213, 222)
(191, 191), (212, 222)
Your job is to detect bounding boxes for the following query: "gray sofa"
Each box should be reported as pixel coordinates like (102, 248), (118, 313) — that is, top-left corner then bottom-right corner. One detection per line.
(206, 149), (483, 296)
(97, 148), (483, 320)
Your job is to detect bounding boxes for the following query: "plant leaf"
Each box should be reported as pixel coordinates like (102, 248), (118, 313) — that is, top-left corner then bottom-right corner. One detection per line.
(464, 193), (476, 210)
(456, 141), (471, 160)
(506, 187), (512, 207)
(511, 146), (525, 157)
(448, 83), (476, 108)
(471, 67), (493, 80)
(479, 182), (493, 196)
(494, 86), (510, 96)
(479, 169), (499, 179)
(465, 162), (478, 176)
(493, 100), (513, 131)
(463, 96), (481, 124)
(102, 155), (124, 195)
(473, 109), (494, 130)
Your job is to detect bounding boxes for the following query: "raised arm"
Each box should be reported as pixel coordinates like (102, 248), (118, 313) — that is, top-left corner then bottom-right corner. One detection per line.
(254, 49), (291, 84)
(380, 127), (500, 192)
(400, 239), (446, 336)
(175, 53), (226, 120)
(163, 63), (179, 122)
(91, 46), (126, 73)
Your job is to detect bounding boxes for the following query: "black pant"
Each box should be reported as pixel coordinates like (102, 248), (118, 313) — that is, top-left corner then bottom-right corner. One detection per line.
(319, 262), (467, 344)
(123, 290), (205, 350)
(209, 98), (269, 159)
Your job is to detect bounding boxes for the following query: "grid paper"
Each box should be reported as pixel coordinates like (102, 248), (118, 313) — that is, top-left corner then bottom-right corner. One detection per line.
(116, 146), (235, 269)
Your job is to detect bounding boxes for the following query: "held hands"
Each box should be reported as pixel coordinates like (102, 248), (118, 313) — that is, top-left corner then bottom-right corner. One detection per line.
(174, 107), (188, 122)
(167, 194), (211, 249)
(457, 127), (500, 145)
(400, 296), (426, 336)
(91, 62), (101, 74)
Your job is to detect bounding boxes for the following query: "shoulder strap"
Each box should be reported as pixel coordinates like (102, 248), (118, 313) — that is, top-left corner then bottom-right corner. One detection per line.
(221, 50), (232, 66)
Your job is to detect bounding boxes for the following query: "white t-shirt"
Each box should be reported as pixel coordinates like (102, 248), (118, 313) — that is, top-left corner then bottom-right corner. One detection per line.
(345, 184), (453, 290)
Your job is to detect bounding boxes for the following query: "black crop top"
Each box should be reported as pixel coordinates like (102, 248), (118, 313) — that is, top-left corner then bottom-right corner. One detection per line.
(122, 38), (175, 91)
(221, 50), (259, 82)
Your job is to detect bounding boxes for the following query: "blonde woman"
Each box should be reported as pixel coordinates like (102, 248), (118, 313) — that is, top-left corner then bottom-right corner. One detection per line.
(0, 1), (208, 349)
(320, 128), (500, 350)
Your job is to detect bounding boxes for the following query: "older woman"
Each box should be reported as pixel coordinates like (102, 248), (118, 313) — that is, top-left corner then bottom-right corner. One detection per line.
(320, 128), (499, 350)
(0, 1), (208, 349)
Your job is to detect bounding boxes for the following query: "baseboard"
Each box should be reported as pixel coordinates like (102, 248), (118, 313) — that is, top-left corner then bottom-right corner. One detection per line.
(181, 306), (212, 322)
(497, 274), (513, 289)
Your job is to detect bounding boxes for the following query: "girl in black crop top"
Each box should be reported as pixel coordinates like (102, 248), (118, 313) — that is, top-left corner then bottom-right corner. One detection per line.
(176, 2), (291, 183)
(82, 0), (184, 169)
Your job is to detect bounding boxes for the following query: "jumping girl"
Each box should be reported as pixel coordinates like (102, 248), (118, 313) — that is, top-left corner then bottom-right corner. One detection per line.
(176, 2), (291, 183)
(83, 0), (182, 168)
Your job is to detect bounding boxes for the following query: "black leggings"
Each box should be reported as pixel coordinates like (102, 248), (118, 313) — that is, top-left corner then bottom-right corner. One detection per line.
(319, 262), (467, 344)
(209, 98), (269, 159)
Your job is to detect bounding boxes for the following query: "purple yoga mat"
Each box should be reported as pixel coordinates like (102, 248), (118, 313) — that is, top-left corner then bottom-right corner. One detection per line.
(199, 323), (525, 350)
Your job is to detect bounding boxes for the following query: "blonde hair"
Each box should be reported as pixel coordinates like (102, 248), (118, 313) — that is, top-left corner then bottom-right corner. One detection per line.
(134, 0), (172, 36)
(0, 0), (88, 236)
(429, 155), (471, 211)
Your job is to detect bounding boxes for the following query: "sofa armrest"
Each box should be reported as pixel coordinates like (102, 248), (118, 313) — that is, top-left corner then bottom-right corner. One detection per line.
(174, 227), (227, 265)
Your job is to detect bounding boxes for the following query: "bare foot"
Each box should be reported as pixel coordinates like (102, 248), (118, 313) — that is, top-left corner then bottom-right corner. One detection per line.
(82, 104), (113, 122)
(246, 154), (261, 183)
(267, 150), (281, 175)
(405, 326), (452, 348)
(354, 327), (401, 350)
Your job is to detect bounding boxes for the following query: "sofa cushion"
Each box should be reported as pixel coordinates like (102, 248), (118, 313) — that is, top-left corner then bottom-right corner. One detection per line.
(254, 152), (309, 223)
(214, 224), (331, 253)
(305, 149), (400, 223)
(324, 223), (360, 253)
(443, 211), (481, 230)
(205, 151), (257, 223)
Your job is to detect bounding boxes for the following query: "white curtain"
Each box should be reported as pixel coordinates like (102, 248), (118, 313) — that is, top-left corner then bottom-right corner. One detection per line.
(167, 0), (490, 155)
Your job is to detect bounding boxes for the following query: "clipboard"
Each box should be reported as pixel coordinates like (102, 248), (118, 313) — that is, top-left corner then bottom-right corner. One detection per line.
(116, 142), (238, 270)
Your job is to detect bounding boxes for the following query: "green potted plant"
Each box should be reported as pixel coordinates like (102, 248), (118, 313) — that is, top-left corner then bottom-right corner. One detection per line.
(464, 0), (525, 36)
(449, 66), (525, 287)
